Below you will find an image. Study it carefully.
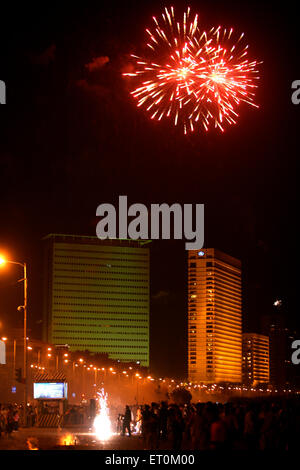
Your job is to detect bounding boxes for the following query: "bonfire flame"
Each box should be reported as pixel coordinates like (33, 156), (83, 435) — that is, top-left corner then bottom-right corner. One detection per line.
(61, 433), (76, 446)
(27, 437), (39, 450)
(93, 388), (112, 441)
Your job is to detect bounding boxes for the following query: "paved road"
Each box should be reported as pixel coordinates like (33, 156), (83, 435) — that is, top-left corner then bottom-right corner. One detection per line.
(0, 427), (147, 450)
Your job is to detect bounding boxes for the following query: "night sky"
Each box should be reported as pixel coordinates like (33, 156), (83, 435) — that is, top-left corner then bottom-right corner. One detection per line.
(0, 1), (299, 378)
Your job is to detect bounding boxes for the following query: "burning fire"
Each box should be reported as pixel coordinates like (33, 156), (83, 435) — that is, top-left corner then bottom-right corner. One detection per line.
(27, 438), (39, 450)
(135, 407), (142, 434)
(60, 433), (76, 446)
(93, 388), (112, 441)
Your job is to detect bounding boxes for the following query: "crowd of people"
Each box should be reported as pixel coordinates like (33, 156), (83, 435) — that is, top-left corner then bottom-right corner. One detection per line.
(119, 399), (300, 450)
(63, 406), (86, 425)
(0, 402), (94, 430)
(0, 403), (40, 434)
(0, 404), (20, 437)
(2, 398), (300, 450)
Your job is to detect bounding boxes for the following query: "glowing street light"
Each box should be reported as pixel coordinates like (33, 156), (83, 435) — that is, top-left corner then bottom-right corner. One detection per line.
(0, 254), (28, 425)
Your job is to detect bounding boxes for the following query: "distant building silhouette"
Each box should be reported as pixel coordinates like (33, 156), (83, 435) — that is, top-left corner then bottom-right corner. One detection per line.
(261, 309), (299, 387)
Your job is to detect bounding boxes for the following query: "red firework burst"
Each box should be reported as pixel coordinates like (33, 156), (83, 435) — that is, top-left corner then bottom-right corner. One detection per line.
(123, 6), (261, 133)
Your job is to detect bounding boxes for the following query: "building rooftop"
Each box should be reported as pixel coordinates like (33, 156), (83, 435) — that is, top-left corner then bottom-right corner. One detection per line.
(42, 233), (151, 248)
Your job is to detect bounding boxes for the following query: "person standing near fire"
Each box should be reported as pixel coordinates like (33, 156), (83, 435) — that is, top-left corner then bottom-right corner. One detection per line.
(122, 405), (131, 437)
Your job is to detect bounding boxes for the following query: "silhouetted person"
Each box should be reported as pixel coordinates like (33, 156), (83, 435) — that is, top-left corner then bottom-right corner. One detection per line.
(169, 406), (185, 451)
(122, 405), (131, 436)
(210, 406), (227, 450)
(147, 405), (159, 450)
(159, 402), (168, 440)
(244, 404), (259, 450)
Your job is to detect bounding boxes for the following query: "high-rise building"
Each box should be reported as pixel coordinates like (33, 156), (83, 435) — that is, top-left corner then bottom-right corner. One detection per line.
(188, 248), (242, 383)
(242, 333), (269, 385)
(261, 312), (299, 387)
(43, 234), (150, 366)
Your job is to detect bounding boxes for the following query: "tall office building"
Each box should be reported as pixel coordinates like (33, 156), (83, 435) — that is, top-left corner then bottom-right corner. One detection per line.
(43, 234), (150, 366)
(188, 248), (242, 383)
(242, 333), (269, 385)
(261, 313), (298, 387)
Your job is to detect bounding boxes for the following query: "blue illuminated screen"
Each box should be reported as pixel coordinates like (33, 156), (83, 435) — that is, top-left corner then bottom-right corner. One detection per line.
(33, 382), (67, 399)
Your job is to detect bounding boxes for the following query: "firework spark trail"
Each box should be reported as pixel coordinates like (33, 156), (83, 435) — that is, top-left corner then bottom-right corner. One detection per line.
(123, 7), (261, 133)
(93, 388), (112, 441)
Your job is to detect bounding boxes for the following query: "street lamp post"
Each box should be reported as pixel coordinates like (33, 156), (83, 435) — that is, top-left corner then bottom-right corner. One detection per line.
(0, 256), (28, 426)
(13, 339), (16, 380)
(23, 262), (27, 425)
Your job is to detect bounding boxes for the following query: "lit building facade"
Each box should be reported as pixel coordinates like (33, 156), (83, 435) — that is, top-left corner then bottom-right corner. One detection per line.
(188, 248), (242, 383)
(43, 234), (150, 366)
(242, 333), (269, 385)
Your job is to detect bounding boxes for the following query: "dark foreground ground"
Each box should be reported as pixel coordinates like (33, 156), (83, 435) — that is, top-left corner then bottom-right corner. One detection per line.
(0, 427), (156, 450)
